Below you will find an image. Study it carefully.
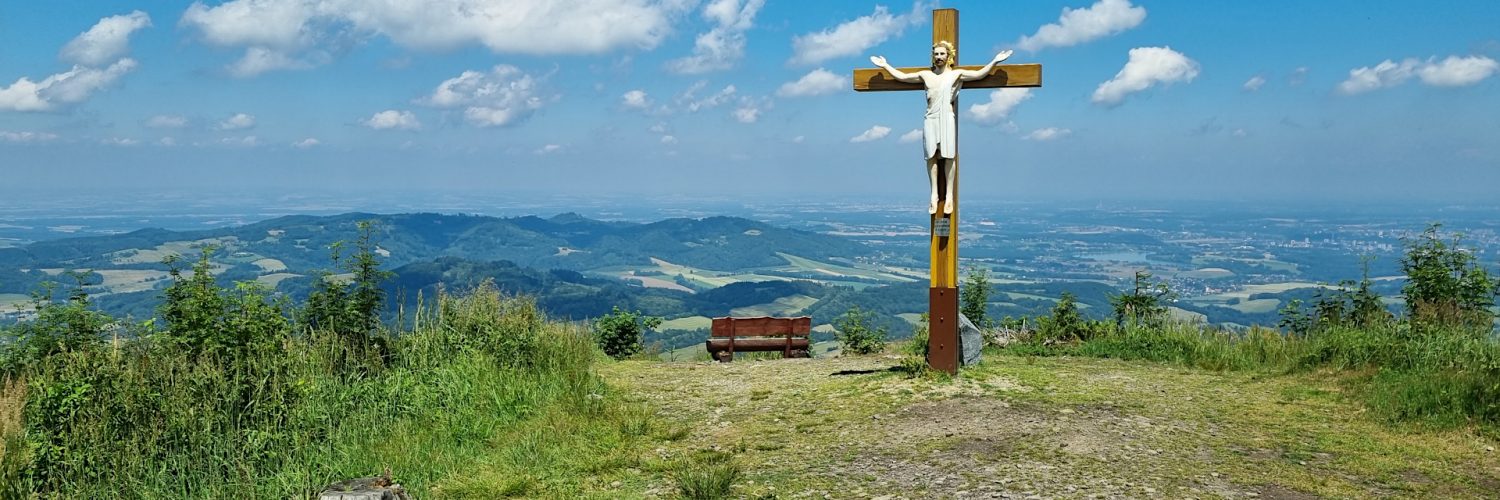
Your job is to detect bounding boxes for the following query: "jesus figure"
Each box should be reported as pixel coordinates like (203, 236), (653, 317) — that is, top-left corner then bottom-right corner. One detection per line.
(870, 42), (1012, 214)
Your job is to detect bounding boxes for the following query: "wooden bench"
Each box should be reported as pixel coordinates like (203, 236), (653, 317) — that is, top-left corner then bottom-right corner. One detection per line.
(706, 316), (812, 362)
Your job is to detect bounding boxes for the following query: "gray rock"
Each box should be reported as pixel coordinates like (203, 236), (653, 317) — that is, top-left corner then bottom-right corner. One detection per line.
(958, 313), (983, 366)
(319, 470), (410, 500)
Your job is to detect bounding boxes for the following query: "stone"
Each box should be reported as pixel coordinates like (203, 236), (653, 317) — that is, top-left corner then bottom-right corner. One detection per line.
(958, 312), (983, 366)
(318, 470), (410, 500)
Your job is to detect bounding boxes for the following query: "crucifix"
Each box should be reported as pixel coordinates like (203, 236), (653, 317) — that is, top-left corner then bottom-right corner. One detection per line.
(851, 8), (1042, 374)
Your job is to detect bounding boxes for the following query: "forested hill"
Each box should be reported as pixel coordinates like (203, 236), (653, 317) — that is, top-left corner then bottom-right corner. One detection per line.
(0, 212), (870, 274)
(0, 212), (876, 321)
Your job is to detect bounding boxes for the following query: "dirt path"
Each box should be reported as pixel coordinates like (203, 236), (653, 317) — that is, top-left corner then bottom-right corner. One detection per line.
(601, 354), (1500, 499)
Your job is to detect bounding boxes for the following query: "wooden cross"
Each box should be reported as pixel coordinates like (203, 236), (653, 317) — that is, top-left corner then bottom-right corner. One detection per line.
(851, 8), (1042, 374)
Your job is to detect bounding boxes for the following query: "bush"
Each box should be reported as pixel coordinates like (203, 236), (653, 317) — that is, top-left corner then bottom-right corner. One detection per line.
(593, 306), (661, 360)
(834, 306), (887, 355)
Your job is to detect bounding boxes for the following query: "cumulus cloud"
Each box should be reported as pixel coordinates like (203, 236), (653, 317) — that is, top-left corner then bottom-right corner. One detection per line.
(1243, 75), (1266, 92)
(621, 90), (651, 109)
(220, 135), (259, 147)
(292, 137), (320, 148)
(1016, 0), (1145, 52)
(361, 110), (420, 130)
(776, 68), (845, 97)
(732, 105), (760, 123)
(789, 2), (926, 66)
(102, 137), (140, 146)
(1337, 55), (1497, 94)
(683, 83), (737, 112)
(666, 0), (765, 74)
(0, 131), (60, 143)
(180, 0), (691, 77)
(1092, 46), (1199, 107)
(228, 47), (317, 78)
(145, 115), (188, 128)
(898, 128), (922, 143)
(61, 11), (152, 65)
(422, 65), (547, 127)
(218, 113), (256, 130)
(849, 125), (891, 143)
(1417, 55), (1498, 87)
(1023, 127), (1071, 141)
(0, 59), (140, 112)
(1336, 58), (1420, 95)
(969, 88), (1033, 124)
(534, 144), (563, 155)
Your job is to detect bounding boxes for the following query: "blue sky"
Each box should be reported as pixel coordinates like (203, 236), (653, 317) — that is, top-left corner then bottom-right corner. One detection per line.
(2, 0), (1497, 202)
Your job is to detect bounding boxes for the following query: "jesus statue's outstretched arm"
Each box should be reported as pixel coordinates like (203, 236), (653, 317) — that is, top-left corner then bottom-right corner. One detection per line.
(958, 50), (1014, 81)
(869, 56), (922, 83)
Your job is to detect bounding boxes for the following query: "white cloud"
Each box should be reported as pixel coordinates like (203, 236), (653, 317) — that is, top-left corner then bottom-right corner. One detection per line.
(648, 122), (668, 134)
(422, 65), (547, 127)
(666, 0), (765, 74)
(1092, 46), (1199, 107)
(791, 135), (804, 144)
(0, 59), (140, 112)
(622, 89), (651, 109)
(1417, 55), (1498, 87)
(732, 105), (760, 123)
(534, 144), (563, 155)
(776, 68), (845, 97)
(145, 115), (188, 129)
(1232, 128), (1248, 138)
(227, 47), (316, 78)
(969, 88), (1033, 124)
(0, 131), (60, 143)
(660, 135), (677, 144)
(218, 113), (257, 130)
(158, 136), (177, 146)
(898, 128), (922, 143)
(102, 137), (140, 146)
(1023, 127), (1071, 141)
(293, 137), (320, 148)
(1016, 0), (1145, 52)
(180, 0), (691, 77)
(1243, 75), (1266, 92)
(849, 125), (891, 143)
(1338, 55), (1497, 94)
(1336, 58), (1419, 95)
(61, 11), (152, 66)
(363, 110), (421, 130)
(789, 3), (926, 66)
(220, 135), (258, 147)
(685, 84), (736, 112)
(1289, 66), (1309, 86)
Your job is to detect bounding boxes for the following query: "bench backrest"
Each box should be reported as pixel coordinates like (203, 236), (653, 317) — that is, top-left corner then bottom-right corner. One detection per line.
(711, 316), (811, 338)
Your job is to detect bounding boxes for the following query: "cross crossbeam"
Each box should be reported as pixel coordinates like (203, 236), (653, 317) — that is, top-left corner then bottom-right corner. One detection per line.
(852, 63), (1042, 92)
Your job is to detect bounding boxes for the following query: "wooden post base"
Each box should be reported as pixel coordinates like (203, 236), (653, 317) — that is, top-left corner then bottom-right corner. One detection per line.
(928, 287), (959, 374)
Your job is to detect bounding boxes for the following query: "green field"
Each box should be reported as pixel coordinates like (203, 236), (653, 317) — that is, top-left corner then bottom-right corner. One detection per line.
(775, 252), (915, 283)
(0, 293), (30, 313)
(1228, 298), (1282, 314)
(729, 294), (818, 317)
(1176, 267), (1234, 279)
(659, 315), (712, 331)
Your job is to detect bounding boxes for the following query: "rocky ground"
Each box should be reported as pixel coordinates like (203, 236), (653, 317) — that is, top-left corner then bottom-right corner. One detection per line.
(600, 353), (1499, 499)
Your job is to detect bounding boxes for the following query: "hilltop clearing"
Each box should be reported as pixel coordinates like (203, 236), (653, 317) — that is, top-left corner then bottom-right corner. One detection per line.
(601, 354), (1499, 498)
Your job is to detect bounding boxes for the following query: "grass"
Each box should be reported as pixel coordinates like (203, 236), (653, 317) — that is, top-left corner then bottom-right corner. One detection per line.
(0, 283), (660, 498)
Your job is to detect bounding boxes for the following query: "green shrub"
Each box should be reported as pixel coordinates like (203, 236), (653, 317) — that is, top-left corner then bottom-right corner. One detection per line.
(592, 306), (662, 360)
(672, 450), (741, 500)
(834, 306), (887, 355)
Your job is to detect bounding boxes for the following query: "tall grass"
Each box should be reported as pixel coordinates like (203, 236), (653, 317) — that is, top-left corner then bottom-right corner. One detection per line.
(1005, 320), (1500, 432)
(0, 282), (643, 498)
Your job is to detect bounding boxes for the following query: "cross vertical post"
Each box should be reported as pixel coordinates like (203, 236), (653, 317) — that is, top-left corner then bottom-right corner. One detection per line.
(850, 8), (1043, 374)
(928, 8), (961, 374)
